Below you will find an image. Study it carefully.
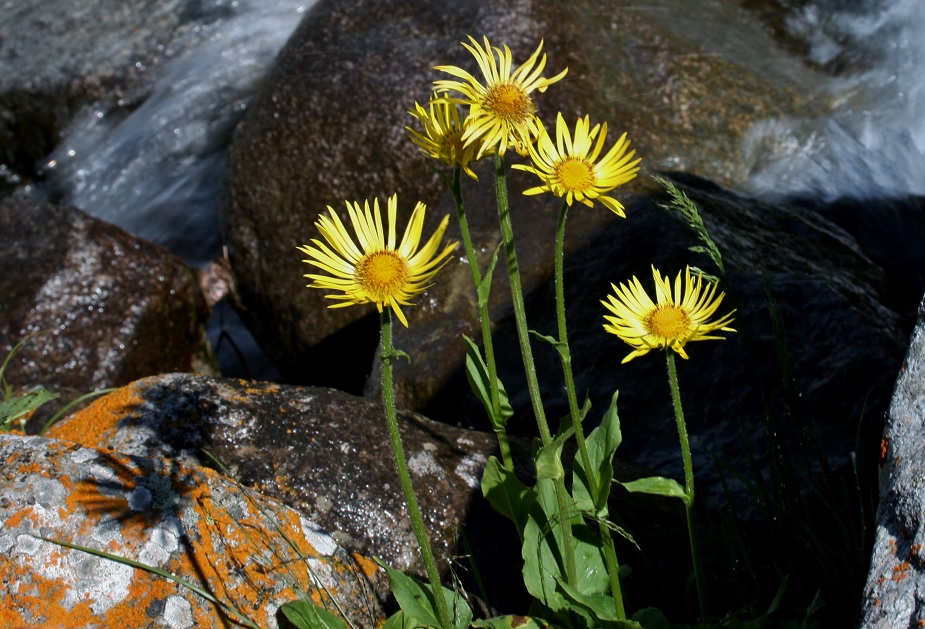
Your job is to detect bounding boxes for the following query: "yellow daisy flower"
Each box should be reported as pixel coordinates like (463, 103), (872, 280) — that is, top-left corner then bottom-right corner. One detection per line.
(514, 112), (641, 217)
(435, 35), (568, 158)
(602, 266), (735, 363)
(406, 92), (490, 180)
(298, 194), (458, 327)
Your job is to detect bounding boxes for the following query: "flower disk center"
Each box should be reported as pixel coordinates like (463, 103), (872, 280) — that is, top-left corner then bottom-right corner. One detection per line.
(645, 305), (692, 341)
(355, 251), (409, 298)
(555, 158), (595, 192)
(484, 82), (533, 123)
(442, 130), (466, 161)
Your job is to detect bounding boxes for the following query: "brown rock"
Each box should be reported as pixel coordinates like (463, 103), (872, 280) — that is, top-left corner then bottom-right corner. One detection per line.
(223, 0), (825, 402)
(0, 197), (216, 398)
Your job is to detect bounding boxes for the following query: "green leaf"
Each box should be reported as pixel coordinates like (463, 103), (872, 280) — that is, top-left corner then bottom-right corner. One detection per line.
(630, 607), (671, 629)
(0, 387), (59, 431)
(556, 578), (643, 628)
(379, 562), (472, 629)
(471, 615), (551, 628)
(463, 335), (513, 432)
(477, 245), (502, 309)
(535, 428), (574, 481)
(278, 599), (348, 629)
(617, 476), (690, 507)
(481, 456), (533, 536)
(528, 330), (569, 362)
(380, 610), (421, 629)
(522, 480), (608, 612)
(573, 391), (621, 516)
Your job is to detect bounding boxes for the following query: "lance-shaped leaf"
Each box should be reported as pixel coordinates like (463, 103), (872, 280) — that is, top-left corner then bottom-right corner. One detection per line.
(573, 391), (621, 517)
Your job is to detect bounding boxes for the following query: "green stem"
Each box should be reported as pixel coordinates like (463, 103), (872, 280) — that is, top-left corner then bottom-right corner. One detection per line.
(665, 350), (708, 621)
(493, 153), (578, 588)
(450, 166), (513, 470)
(553, 201), (626, 618)
(380, 310), (453, 629)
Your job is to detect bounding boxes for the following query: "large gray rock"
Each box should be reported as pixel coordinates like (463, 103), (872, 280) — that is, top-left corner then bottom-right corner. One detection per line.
(861, 295), (925, 627)
(0, 432), (382, 628)
(0, 198), (215, 403)
(223, 0), (824, 385)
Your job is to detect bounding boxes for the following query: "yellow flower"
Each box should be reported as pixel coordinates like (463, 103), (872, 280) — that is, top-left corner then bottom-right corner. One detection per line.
(602, 266), (735, 363)
(298, 194), (458, 327)
(407, 92), (489, 180)
(513, 112), (641, 217)
(435, 35), (568, 158)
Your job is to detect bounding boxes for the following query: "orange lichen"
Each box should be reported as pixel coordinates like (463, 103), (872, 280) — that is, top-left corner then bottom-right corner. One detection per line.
(880, 435), (890, 466)
(46, 383), (146, 448)
(3, 435), (376, 628)
(891, 561), (911, 582)
(352, 553), (381, 579)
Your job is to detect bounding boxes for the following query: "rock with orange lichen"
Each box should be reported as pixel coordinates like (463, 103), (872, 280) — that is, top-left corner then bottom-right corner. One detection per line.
(862, 295), (925, 627)
(46, 373), (499, 578)
(0, 433), (383, 629)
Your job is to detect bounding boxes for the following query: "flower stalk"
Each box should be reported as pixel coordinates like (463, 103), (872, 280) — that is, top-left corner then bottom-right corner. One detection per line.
(449, 166), (513, 470)
(665, 350), (708, 621)
(494, 153), (578, 587)
(380, 309), (453, 629)
(554, 200), (626, 618)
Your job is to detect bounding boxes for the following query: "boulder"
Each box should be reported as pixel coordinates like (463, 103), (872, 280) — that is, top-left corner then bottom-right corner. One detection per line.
(223, 0), (823, 384)
(46, 373), (497, 576)
(860, 295), (925, 627)
(482, 174), (907, 503)
(0, 197), (216, 415)
(0, 432), (382, 628)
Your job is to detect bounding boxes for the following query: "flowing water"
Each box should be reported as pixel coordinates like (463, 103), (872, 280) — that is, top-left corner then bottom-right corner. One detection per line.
(34, 0), (316, 267)
(741, 0), (925, 201)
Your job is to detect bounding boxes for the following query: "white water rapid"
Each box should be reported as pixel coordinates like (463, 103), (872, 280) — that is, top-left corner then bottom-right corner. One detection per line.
(37, 0), (316, 266)
(742, 0), (925, 202)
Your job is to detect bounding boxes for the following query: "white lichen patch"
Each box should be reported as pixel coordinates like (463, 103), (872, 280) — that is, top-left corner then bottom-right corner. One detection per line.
(454, 453), (487, 490)
(138, 515), (182, 566)
(163, 595), (195, 629)
(30, 476), (67, 509)
(408, 449), (444, 480)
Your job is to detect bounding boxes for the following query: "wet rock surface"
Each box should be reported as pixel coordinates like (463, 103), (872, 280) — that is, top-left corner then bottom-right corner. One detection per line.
(46, 373), (497, 577)
(861, 296), (925, 627)
(223, 0), (823, 383)
(0, 432), (382, 628)
(0, 197), (215, 399)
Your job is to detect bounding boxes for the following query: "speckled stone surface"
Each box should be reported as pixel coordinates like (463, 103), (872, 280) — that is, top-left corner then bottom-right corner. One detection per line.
(0, 432), (383, 628)
(46, 373), (497, 576)
(0, 197), (216, 395)
(861, 295), (925, 627)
